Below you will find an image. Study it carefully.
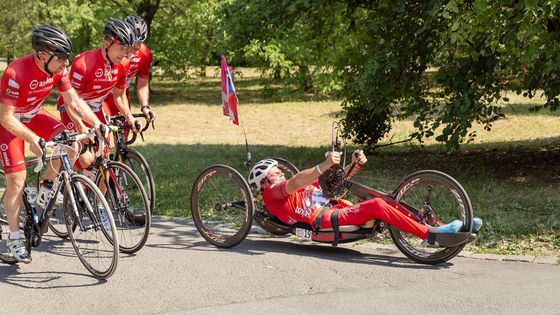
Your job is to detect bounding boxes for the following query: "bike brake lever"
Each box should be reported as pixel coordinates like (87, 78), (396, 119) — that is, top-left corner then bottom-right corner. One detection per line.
(34, 138), (47, 173)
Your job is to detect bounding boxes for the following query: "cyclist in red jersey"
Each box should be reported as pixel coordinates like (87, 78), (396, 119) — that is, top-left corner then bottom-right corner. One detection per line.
(0, 25), (107, 263)
(249, 152), (482, 244)
(57, 18), (138, 170)
(103, 15), (156, 122)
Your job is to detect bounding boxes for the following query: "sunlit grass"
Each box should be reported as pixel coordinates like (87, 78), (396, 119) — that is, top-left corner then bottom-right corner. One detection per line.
(35, 70), (559, 257)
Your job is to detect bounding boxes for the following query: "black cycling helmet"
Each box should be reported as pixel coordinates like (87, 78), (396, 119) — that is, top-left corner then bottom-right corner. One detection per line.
(103, 18), (135, 47)
(125, 15), (148, 41)
(31, 25), (73, 58)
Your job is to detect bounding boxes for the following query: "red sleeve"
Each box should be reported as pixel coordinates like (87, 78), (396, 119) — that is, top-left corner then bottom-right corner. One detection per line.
(55, 67), (72, 92)
(263, 181), (290, 200)
(68, 55), (88, 93)
(138, 46), (152, 79)
(0, 67), (19, 106)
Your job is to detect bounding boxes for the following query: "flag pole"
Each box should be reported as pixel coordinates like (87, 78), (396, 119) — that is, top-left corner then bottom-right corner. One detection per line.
(223, 54), (252, 168)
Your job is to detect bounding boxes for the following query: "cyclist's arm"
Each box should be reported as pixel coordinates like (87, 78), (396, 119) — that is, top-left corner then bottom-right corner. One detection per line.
(113, 86), (135, 125)
(284, 152), (340, 195)
(0, 103), (39, 144)
(137, 76), (149, 108)
(60, 88), (102, 129)
(344, 150), (367, 179)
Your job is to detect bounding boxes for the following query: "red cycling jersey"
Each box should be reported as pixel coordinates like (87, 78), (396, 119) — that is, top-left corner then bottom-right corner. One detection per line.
(263, 181), (430, 239)
(0, 54), (70, 173)
(126, 43), (152, 86)
(104, 43), (152, 116)
(56, 48), (130, 128)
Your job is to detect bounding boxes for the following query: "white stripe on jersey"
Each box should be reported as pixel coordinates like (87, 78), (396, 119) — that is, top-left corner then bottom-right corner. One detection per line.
(73, 72), (83, 81)
(8, 79), (20, 89)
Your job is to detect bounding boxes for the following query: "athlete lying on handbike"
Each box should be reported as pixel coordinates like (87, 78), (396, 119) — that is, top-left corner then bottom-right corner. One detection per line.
(248, 151), (482, 245)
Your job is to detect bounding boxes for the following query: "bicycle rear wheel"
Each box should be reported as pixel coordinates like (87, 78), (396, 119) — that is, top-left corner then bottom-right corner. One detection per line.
(118, 149), (155, 215)
(253, 158), (298, 236)
(389, 170), (473, 264)
(49, 203), (70, 238)
(64, 174), (119, 279)
(191, 164), (253, 248)
(97, 161), (151, 254)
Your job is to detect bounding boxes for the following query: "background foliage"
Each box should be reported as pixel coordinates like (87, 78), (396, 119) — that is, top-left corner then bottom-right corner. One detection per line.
(1, 0), (559, 150)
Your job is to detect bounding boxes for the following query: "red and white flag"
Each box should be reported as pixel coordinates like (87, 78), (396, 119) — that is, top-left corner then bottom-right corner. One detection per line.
(221, 55), (239, 125)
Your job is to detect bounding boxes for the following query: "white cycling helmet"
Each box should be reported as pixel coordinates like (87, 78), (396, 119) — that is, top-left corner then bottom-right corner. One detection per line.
(248, 159), (278, 191)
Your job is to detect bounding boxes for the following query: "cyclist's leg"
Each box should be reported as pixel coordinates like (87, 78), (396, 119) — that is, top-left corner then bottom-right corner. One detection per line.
(0, 126), (27, 233)
(0, 128), (31, 262)
(29, 109), (70, 180)
(59, 109), (96, 171)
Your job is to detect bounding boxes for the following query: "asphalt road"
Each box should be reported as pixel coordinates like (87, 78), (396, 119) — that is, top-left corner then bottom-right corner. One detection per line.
(1, 215), (558, 314)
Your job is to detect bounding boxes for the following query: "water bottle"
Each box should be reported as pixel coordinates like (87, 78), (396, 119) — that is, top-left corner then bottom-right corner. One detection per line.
(99, 206), (111, 231)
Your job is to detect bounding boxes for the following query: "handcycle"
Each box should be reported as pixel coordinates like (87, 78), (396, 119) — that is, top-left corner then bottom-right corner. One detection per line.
(0, 129), (119, 278)
(190, 123), (478, 264)
(48, 122), (151, 254)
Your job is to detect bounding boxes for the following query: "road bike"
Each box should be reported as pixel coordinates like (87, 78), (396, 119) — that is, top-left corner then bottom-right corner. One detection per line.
(48, 124), (151, 254)
(0, 129), (119, 278)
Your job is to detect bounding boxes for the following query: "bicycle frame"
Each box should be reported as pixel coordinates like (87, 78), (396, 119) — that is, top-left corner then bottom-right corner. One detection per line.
(25, 131), (106, 250)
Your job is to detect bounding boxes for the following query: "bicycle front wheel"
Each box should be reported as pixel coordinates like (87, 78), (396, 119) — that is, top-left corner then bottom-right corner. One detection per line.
(389, 170), (473, 264)
(191, 165), (254, 248)
(64, 174), (119, 279)
(97, 161), (151, 254)
(118, 149), (155, 215)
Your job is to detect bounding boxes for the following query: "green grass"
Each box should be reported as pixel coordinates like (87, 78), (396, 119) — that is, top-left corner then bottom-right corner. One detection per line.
(31, 70), (560, 258)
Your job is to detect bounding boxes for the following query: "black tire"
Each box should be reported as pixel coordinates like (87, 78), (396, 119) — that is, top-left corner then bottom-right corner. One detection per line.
(119, 149), (155, 215)
(0, 170), (18, 264)
(96, 161), (151, 254)
(389, 170), (473, 264)
(191, 164), (254, 248)
(253, 158), (298, 236)
(49, 203), (70, 238)
(64, 174), (119, 279)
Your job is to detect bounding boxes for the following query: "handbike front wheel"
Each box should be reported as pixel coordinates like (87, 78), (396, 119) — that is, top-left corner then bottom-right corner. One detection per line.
(64, 174), (119, 279)
(389, 170), (473, 264)
(191, 164), (254, 248)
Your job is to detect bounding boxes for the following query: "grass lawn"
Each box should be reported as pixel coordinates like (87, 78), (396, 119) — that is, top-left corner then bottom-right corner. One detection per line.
(38, 71), (560, 258)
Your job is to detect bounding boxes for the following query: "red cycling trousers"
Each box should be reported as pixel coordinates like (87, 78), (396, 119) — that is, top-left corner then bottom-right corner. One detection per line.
(314, 198), (430, 239)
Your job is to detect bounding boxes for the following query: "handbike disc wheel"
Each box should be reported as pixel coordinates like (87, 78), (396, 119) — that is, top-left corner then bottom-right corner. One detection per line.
(191, 164), (253, 248)
(97, 161), (151, 254)
(64, 174), (119, 279)
(253, 158), (298, 236)
(389, 170), (473, 264)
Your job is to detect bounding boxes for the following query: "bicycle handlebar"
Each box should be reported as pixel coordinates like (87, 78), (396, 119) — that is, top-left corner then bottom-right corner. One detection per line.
(34, 128), (105, 173)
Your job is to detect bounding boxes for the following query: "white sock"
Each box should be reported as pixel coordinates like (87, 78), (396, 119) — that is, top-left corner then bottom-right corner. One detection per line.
(9, 231), (21, 240)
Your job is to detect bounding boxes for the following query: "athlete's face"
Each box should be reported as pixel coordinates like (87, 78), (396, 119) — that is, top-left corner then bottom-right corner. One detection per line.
(266, 167), (286, 185)
(40, 52), (68, 75)
(105, 40), (130, 63)
(130, 41), (142, 55)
